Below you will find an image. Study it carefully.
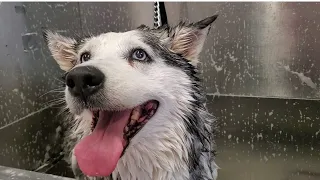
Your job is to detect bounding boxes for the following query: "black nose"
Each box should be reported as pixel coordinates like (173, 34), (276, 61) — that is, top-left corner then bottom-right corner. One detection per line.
(65, 66), (105, 100)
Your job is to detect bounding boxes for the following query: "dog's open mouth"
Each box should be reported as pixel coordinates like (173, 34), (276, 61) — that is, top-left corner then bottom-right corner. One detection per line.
(74, 100), (159, 177)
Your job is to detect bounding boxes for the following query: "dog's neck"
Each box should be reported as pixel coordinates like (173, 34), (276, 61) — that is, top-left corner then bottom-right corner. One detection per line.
(112, 131), (190, 180)
(113, 104), (217, 180)
(112, 104), (191, 180)
(69, 102), (216, 180)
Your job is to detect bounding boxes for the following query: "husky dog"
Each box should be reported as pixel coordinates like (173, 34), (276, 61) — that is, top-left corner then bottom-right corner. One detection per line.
(43, 14), (219, 180)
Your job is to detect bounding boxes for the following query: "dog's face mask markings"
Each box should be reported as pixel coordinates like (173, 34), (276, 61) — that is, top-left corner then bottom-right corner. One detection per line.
(44, 15), (218, 179)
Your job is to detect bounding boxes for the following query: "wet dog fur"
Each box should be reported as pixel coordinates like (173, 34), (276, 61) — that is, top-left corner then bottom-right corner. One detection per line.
(44, 14), (219, 180)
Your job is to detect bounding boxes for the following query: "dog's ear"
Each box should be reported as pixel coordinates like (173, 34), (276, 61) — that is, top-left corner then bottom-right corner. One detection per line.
(43, 30), (77, 71)
(166, 15), (218, 66)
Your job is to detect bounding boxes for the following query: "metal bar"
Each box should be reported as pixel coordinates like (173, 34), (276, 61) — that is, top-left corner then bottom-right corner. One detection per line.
(0, 165), (74, 180)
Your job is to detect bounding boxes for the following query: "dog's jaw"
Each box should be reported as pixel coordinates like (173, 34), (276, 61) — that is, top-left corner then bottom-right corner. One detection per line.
(112, 109), (218, 180)
(112, 98), (191, 180)
(69, 110), (218, 180)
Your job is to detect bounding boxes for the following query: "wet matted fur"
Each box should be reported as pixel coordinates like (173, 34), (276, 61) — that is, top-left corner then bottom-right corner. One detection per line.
(44, 15), (219, 180)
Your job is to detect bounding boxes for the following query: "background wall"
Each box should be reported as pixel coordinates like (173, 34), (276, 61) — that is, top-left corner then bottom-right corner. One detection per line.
(0, 2), (319, 179)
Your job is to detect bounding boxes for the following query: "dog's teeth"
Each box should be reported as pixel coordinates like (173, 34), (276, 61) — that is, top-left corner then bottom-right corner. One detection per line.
(131, 106), (141, 121)
(124, 101), (158, 145)
(153, 103), (158, 109)
(124, 126), (129, 133)
(148, 110), (155, 117)
(129, 119), (136, 126)
(145, 102), (153, 110)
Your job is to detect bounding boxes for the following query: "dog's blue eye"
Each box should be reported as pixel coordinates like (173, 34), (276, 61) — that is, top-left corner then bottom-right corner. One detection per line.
(132, 49), (147, 61)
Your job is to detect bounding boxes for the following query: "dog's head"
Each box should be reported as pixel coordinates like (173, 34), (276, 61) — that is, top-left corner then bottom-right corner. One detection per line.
(44, 15), (217, 177)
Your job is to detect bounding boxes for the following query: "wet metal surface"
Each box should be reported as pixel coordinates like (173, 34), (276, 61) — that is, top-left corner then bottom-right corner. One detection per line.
(0, 2), (319, 179)
(0, 1), (155, 176)
(0, 2), (67, 172)
(0, 165), (74, 180)
(166, 2), (320, 99)
(208, 96), (320, 180)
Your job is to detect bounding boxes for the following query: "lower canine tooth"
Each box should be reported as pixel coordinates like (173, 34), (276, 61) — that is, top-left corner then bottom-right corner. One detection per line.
(131, 107), (141, 121)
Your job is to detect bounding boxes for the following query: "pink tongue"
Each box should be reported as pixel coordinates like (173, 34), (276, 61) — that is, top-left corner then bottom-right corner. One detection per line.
(74, 109), (131, 177)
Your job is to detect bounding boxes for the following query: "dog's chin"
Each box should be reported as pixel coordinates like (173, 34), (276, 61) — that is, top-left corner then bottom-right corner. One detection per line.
(73, 100), (159, 177)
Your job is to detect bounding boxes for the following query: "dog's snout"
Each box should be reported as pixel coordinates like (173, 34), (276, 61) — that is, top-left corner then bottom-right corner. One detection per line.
(65, 66), (104, 99)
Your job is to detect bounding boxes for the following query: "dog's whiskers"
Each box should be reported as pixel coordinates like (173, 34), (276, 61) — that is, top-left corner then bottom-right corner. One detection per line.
(39, 88), (65, 98)
(53, 76), (66, 84)
(41, 97), (66, 108)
